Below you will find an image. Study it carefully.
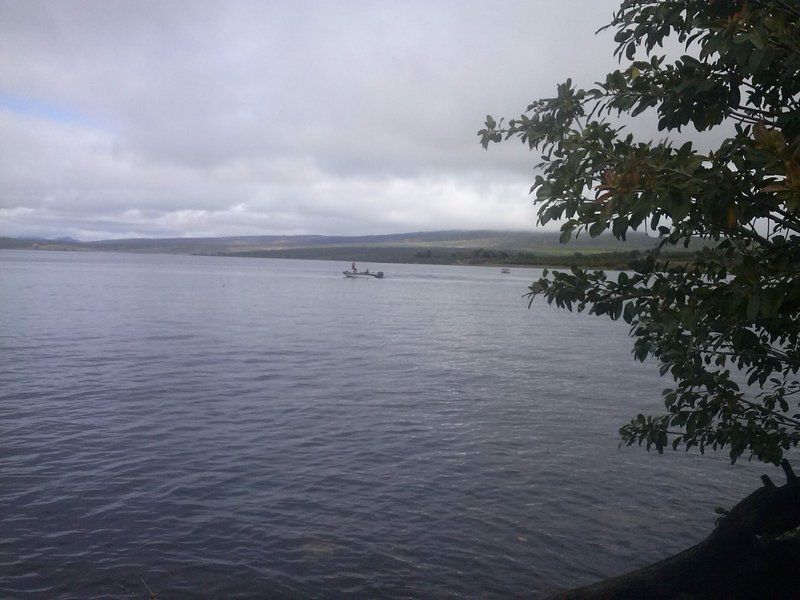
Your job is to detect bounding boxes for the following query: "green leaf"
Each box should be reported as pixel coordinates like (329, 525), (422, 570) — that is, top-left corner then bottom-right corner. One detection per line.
(589, 221), (606, 237)
(746, 294), (760, 321)
(477, 0), (800, 471)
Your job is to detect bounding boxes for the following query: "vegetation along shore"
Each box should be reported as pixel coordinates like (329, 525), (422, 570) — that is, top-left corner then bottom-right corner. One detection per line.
(0, 229), (701, 270)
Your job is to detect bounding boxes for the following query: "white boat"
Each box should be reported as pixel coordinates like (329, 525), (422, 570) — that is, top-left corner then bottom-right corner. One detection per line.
(501, 268), (511, 274)
(343, 270), (384, 279)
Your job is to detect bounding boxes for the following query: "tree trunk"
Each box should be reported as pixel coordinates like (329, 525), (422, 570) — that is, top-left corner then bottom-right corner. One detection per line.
(548, 459), (800, 599)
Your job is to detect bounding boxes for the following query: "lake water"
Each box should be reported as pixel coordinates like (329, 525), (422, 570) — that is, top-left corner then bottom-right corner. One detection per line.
(0, 250), (772, 598)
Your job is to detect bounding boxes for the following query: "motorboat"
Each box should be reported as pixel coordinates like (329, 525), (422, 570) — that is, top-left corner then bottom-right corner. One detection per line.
(343, 270), (384, 279)
(501, 268), (511, 274)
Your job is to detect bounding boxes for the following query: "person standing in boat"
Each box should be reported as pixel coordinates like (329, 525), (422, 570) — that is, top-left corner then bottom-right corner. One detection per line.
(351, 262), (357, 273)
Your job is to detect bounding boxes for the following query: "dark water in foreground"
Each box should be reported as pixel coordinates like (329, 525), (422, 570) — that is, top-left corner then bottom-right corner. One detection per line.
(0, 250), (772, 598)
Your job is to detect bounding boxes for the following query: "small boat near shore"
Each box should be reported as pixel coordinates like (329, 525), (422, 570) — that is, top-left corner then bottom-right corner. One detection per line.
(343, 270), (384, 279)
(501, 268), (511, 274)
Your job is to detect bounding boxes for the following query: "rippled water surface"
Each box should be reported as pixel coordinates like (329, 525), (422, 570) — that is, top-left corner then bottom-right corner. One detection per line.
(1, 250), (770, 598)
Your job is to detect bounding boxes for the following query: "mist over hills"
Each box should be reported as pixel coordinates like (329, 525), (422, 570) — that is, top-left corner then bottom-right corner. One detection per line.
(3, 229), (657, 250)
(1, 230), (673, 267)
(92, 230), (544, 252)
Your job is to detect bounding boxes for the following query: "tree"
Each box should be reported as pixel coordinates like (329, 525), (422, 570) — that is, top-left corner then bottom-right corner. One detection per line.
(480, 0), (800, 468)
(480, 2), (800, 594)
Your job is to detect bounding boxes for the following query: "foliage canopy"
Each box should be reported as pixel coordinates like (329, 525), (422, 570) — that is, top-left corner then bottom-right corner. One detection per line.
(479, 0), (800, 465)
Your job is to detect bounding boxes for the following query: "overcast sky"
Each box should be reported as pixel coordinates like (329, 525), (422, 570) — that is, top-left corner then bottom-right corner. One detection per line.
(1, 0), (624, 240)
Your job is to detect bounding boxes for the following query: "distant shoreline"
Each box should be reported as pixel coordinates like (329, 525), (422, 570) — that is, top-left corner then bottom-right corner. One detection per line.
(1, 243), (696, 271)
(1, 229), (701, 270)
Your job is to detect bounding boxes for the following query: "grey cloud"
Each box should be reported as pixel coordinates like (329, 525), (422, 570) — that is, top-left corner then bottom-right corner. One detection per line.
(1, 0), (624, 239)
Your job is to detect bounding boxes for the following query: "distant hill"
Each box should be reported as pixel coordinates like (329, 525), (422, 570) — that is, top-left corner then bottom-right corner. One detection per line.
(1, 230), (694, 268)
(2, 229), (658, 252)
